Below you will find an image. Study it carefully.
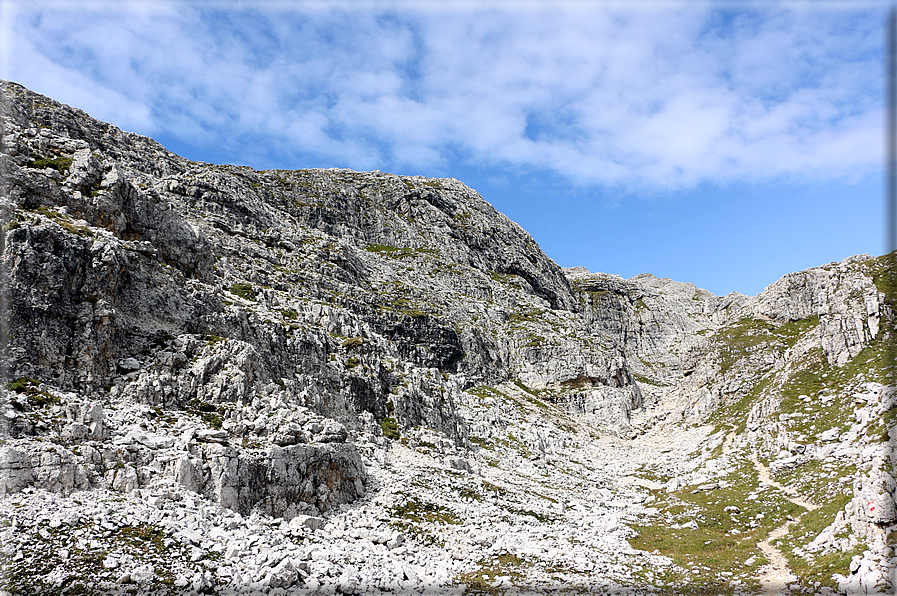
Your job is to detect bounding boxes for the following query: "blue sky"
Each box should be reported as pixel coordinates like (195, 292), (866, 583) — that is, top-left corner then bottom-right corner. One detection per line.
(0, 0), (887, 296)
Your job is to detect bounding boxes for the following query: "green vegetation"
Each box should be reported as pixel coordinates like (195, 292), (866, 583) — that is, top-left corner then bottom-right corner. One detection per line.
(117, 524), (169, 552)
(775, 494), (861, 590)
(468, 385), (509, 401)
(512, 381), (550, 411)
(505, 432), (533, 458)
(381, 417), (399, 439)
(457, 487), (483, 501)
(418, 179), (444, 189)
(502, 505), (557, 524)
(386, 298), (430, 319)
(365, 244), (439, 259)
(0, 517), (190, 594)
(372, 279), (437, 319)
(707, 314), (824, 431)
(508, 309), (545, 325)
(772, 335), (893, 441)
(521, 334), (545, 347)
(711, 318), (776, 376)
(468, 436), (492, 449)
(482, 481), (506, 496)
(454, 552), (528, 595)
(452, 211), (473, 230)
(87, 178), (104, 197)
(6, 377), (58, 408)
(28, 153), (72, 173)
(279, 308), (298, 320)
(390, 497), (460, 525)
(229, 282), (255, 300)
(341, 336), (364, 349)
(710, 315), (819, 378)
(29, 206), (94, 237)
(186, 399), (228, 429)
(490, 272), (522, 287)
(512, 380), (539, 397)
(708, 372), (773, 432)
(630, 461), (803, 593)
(204, 334), (225, 347)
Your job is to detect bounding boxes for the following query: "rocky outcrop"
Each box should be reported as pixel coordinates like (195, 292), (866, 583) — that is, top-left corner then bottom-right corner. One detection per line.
(0, 80), (886, 445)
(0, 383), (366, 516)
(566, 253), (885, 423)
(0, 80), (638, 444)
(750, 254), (882, 366)
(0, 81), (894, 595)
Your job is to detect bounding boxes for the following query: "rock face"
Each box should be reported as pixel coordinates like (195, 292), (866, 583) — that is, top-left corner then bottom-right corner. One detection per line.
(566, 255), (885, 425)
(0, 80), (638, 442)
(0, 81), (894, 595)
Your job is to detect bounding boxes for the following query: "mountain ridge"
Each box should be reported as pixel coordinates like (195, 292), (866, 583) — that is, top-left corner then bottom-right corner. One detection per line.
(0, 80), (894, 595)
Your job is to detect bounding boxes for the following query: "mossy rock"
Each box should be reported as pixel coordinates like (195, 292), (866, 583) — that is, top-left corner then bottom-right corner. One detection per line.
(28, 153), (72, 173)
(229, 282), (255, 300)
(381, 417), (400, 440)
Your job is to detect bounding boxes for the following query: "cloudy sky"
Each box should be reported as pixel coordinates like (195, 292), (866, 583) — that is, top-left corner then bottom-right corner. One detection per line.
(0, 0), (887, 295)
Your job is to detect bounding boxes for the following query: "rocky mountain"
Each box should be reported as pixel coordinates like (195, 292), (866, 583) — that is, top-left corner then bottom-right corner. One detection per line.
(0, 81), (894, 595)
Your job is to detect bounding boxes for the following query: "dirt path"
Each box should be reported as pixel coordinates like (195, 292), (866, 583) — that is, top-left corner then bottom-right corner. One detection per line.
(722, 428), (738, 454)
(751, 453), (819, 512)
(750, 453), (819, 595)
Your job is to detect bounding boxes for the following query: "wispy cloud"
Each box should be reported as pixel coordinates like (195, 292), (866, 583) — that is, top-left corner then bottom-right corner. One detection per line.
(0, 0), (884, 190)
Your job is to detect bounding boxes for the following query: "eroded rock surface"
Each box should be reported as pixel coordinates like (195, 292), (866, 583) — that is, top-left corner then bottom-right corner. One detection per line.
(1, 81), (894, 595)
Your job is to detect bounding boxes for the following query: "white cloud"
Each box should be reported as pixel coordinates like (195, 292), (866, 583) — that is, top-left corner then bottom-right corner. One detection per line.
(1, 0), (884, 190)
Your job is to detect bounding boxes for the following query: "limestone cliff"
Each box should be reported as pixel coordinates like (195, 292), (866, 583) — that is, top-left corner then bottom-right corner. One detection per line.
(0, 81), (894, 595)
(0, 80), (640, 509)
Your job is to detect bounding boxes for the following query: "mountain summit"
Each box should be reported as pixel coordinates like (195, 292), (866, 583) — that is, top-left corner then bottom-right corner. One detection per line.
(0, 81), (894, 595)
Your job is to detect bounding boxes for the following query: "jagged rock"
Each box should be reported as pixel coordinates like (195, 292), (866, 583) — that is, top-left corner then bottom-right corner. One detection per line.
(201, 442), (366, 517)
(289, 514), (325, 531)
(0, 443), (90, 496)
(0, 81), (894, 595)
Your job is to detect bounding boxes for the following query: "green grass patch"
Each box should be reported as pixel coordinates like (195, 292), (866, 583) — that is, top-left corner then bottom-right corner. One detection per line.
(469, 436), (493, 449)
(454, 552), (528, 595)
(774, 460), (855, 506)
(28, 153), (72, 173)
(186, 399), (228, 429)
(30, 206), (94, 237)
(390, 497), (461, 525)
(776, 338), (892, 437)
(709, 372), (774, 432)
(341, 336), (364, 349)
(365, 244), (438, 259)
(502, 505), (557, 523)
(630, 461), (803, 592)
(468, 385), (509, 400)
(457, 487), (483, 501)
(6, 377), (58, 408)
(204, 334), (225, 347)
(380, 417), (399, 440)
(490, 272), (522, 287)
(775, 494), (859, 591)
(508, 309), (546, 325)
(229, 282), (255, 300)
(775, 315), (820, 346)
(513, 381), (550, 410)
(711, 318), (779, 376)
(634, 463), (674, 484)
